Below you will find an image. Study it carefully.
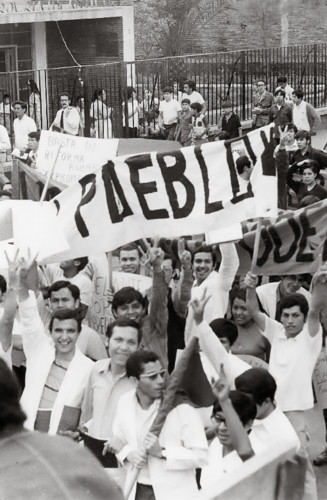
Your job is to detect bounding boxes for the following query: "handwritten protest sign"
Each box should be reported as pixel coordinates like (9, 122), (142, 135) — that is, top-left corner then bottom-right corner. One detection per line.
(112, 271), (153, 295)
(313, 350), (327, 409)
(36, 131), (119, 186)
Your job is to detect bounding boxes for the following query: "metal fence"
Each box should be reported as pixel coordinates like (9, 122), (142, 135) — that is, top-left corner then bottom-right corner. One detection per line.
(1, 42), (327, 140)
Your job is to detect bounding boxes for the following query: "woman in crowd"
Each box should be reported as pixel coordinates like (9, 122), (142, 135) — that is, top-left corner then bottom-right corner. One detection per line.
(28, 79), (41, 130)
(229, 288), (271, 362)
(90, 89), (112, 139)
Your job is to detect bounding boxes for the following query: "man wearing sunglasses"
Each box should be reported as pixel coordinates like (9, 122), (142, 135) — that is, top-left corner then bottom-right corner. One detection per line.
(106, 350), (208, 500)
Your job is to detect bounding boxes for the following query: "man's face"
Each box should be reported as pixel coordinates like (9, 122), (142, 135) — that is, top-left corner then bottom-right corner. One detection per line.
(50, 318), (79, 355)
(280, 275), (303, 295)
(14, 104), (25, 118)
(275, 93), (284, 105)
(232, 297), (252, 326)
(292, 94), (301, 105)
(257, 82), (265, 94)
(212, 411), (232, 446)
(280, 305), (305, 337)
(222, 106), (232, 115)
(163, 92), (172, 102)
(4, 97), (10, 105)
(183, 84), (191, 95)
(59, 259), (75, 272)
(137, 360), (165, 400)
(303, 168), (316, 185)
(114, 299), (145, 324)
(27, 137), (39, 151)
(50, 288), (78, 313)
(278, 81), (286, 89)
(108, 325), (139, 368)
(193, 252), (214, 284)
(296, 137), (309, 151)
(119, 250), (140, 274)
(60, 96), (70, 109)
(161, 258), (174, 286)
(286, 129), (295, 142)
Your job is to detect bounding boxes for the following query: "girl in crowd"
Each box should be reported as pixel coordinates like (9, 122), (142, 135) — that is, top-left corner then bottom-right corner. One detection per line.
(90, 89), (112, 139)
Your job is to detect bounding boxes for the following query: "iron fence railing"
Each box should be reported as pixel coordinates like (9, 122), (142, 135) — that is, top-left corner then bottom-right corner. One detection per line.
(0, 43), (326, 141)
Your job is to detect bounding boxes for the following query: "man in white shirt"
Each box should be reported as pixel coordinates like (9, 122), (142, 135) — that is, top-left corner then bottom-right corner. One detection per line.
(13, 101), (37, 154)
(275, 76), (294, 102)
(256, 274), (311, 320)
(182, 80), (207, 114)
(0, 123), (10, 150)
(292, 90), (320, 136)
(108, 349), (208, 500)
(158, 87), (181, 140)
(51, 93), (80, 136)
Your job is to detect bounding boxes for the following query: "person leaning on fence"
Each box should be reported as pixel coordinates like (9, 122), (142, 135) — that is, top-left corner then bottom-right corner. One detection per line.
(252, 79), (274, 129)
(174, 98), (192, 146)
(218, 100), (242, 139)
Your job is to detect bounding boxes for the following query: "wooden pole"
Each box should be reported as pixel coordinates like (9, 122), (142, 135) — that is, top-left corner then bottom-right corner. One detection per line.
(250, 217), (263, 274)
(107, 251), (113, 290)
(40, 145), (61, 205)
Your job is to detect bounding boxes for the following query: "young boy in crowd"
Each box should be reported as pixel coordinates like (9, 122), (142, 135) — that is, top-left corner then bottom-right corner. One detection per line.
(175, 98), (193, 146)
(190, 102), (209, 146)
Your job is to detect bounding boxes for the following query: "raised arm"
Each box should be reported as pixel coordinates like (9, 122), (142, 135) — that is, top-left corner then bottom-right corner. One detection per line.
(307, 263), (327, 337)
(244, 272), (266, 332)
(212, 365), (254, 461)
(218, 242), (239, 292)
(173, 238), (193, 317)
(0, 250), (19, 354)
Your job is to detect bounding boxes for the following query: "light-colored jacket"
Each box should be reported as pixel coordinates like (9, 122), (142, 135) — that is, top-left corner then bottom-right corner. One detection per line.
(19, 294), (94, 434)
(113, 390), (208, 500)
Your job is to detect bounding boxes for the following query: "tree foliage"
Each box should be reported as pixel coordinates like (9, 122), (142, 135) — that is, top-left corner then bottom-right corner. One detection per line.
(134, 0), (233, 58)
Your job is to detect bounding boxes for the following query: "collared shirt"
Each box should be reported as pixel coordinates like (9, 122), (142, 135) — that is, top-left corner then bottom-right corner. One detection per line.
(81, 359), (136, 439)
(262, 316), (322, 411)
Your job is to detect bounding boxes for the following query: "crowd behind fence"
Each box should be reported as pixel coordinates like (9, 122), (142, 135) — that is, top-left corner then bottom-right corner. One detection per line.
(0, 42), (327, 140)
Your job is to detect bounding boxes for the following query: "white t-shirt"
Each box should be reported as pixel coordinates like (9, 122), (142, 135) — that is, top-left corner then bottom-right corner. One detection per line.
(159, 99), (181, 125)
(14, 115), (37, 150)
(182, 91), (205, 106)
(263, 316), (322, 411)
(293, 100), (310, 132)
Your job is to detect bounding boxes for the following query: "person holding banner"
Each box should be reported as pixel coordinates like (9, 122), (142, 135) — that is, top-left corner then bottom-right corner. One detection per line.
(110, 350), (208, 500)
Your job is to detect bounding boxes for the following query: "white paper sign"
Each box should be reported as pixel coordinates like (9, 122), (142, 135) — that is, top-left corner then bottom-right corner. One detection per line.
(36, 131), (119, 186)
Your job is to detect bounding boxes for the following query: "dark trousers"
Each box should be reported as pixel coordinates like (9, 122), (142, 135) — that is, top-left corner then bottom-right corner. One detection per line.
(135, 483), (156, 500)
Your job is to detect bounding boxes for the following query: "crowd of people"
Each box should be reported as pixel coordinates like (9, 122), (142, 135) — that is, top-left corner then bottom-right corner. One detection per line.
(0, 75), (327, 499)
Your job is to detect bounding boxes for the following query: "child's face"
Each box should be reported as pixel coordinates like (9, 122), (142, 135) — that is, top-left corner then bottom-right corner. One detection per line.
(223, 106), (231, 115)
(182, 102), (190, 111)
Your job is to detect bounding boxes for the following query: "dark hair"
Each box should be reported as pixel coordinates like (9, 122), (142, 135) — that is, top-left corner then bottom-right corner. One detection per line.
(190, 102), (202, 113)
(0, 274), (7, 294)
(112, 287), (145, 312)
(126, 350), (160, 379)
(181, 98), (191, 105)
(192, 245), (217, 267)
(106, 317), (142, 344)
(230, 287), (247, 307)
(278, 292), (309, 320)
(235, 368), (277, 405)
(236, 155), (251, 175)
(213, 390), (257, 425)
(74, 257), (89, 272)
(0, 190), (12, 199)
(295, 130), (311, 141)
(221, 99), (232, 108)
(274, 89), (286, 97)
(48, 280), (80, 301)
(28, 79), (40, 95)
(3, 93), (10, 100)
(0, 359), (26, 431)
(59, 92), (70, 100)
(209, 318), (238, 346)
(302, 161), (319, 175)
(163, 253), (177, 270)
(163, 87), (173, 94)
(284, 123), (297, 134)
(49, 308), (82, 333)
(14, 101), (27, 111)
(292, 89), (304, 100)
(186, 80), (196, 91)
(277, 76), (287, 83)
(93, 89), (105, 101)
(299, 195), (320, 208)
(119, 243), (140, 255)
(28, 131), (40, 141)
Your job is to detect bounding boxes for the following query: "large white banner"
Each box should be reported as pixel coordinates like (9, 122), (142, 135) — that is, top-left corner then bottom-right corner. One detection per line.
(36, 131), (119, 186)
(44, 125), (277, 262)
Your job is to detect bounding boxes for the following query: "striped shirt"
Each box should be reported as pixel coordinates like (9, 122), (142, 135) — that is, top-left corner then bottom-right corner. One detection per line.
(81, 359), (136, 439)
(39, 358), (70, 409)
